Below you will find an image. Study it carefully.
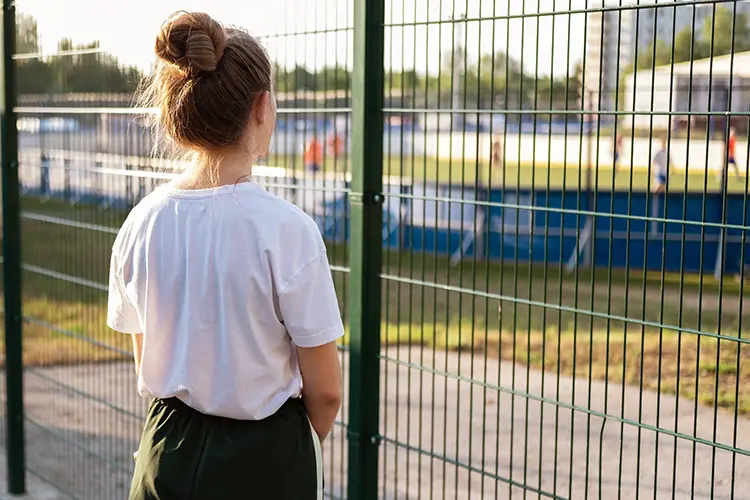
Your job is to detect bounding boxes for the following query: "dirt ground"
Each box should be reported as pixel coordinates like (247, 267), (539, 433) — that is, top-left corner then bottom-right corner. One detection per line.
(0, 348), (749, 499)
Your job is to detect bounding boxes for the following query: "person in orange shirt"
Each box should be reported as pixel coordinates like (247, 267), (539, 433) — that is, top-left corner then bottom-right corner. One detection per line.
(327, 133), (343, 158)
(305, 136), (323, 173)
(725, 127), (742, 181)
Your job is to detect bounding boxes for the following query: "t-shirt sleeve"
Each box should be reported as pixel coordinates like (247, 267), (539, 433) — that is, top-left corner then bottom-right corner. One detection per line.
(106, 251), (141, 334)
(278, 251), (344, 348)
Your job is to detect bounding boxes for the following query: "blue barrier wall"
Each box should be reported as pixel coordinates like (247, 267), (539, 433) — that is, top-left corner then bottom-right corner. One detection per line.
(320, 186), (749, 275)
(24, 160), (750, 275)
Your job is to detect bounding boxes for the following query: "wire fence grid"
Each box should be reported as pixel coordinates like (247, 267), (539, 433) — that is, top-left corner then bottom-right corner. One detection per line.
(0, 0), (749, 499)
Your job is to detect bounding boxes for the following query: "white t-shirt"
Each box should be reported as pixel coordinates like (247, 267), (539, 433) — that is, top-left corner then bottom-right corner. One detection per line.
(107, 181), (344, 420)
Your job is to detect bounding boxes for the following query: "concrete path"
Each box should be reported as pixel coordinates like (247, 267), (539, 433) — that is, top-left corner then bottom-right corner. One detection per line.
(0, 449), (65, 499)
(0, 348), (747, 499)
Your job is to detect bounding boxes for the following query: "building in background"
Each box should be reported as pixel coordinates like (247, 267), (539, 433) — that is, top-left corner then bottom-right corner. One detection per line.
(584, 0), (750, 130)
(582, 2), (634, 117)
(624, 51), (750, 131)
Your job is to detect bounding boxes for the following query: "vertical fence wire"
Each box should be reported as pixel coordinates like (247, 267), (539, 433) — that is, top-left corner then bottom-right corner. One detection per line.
(2, 0), (750, 499)
(376, 1), (750, 499)
(5, 1), (354, 498)
(1, 0), (24, 493)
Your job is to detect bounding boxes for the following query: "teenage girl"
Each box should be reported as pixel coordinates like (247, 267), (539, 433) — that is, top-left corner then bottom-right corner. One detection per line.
(107, 12), (343, 499)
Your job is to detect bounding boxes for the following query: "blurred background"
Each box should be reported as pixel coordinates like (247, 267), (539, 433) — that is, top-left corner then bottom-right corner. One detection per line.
(1, 0), (749, 499)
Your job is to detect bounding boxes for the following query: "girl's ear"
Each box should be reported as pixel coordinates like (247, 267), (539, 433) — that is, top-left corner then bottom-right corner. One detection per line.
(253, 91), (272, 125)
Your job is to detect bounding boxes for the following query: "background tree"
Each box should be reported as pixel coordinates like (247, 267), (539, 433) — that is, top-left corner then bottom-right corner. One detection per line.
(702, 6), (750, 57)
(13, 10), (580, 114)
(636, 40), (672, 70)
(385, 69), (419, 93)
(317, 66), (349, 91)
(673, 27), (710, 63)
(16, 13), (39, 54)
(16, 13), (52, 93)
(46, 39), (140, 93)
(15, 14), (142, 94)
(636, 7), (750, 71)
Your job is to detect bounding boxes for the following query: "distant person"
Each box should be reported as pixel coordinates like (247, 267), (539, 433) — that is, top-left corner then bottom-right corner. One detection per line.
(671, 116), (681, 136)
(612, 133), (623, 171)
(108, 12), (342, 499)
(305, 136), (324, 173)
(327, 132), (343, 158)
(725, 127), (742, 182)
(491, 134), (503, 167)
(651, 138), (672, 194)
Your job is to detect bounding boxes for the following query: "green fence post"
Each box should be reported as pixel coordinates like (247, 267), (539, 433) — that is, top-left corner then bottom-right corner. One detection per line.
(348, 0), (384, 498)
(1, 0), (25, 494)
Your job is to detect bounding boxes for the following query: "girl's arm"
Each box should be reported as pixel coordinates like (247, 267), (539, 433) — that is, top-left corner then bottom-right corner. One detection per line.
(131, 333), (144, 376)
(297, 341), (342, 442)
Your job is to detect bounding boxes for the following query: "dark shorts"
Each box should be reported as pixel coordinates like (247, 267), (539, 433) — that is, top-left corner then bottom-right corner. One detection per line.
(307, 163), (321, 173)
(655, 174), (667, 186)
(729, 157), (736, 165)
(130, 397), (323, 500)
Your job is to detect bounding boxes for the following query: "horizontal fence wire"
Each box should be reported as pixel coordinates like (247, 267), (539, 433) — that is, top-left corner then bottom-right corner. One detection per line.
(6, 0), (355, 497)
(383, 0), (742, 26)
(3, 0), (750, 499)
(379, 0), (748, 498)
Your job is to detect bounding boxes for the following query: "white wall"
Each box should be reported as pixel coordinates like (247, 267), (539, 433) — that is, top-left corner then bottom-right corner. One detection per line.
(625, 70), (674, 130)
(625, 71), (750, 131)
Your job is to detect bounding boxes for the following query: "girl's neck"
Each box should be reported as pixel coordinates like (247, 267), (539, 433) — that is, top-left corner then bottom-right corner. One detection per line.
(173, 152), (257, 190)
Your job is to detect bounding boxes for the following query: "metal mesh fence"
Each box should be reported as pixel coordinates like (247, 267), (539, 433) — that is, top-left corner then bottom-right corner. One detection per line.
(376, 0), (750, 498)
(3, 1), (354, 497)
(0, 0), (748, 499)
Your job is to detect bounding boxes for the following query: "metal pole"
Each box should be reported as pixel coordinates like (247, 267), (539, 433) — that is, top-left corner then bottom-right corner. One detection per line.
(452, 14), (465, 114)
(715, 122), (729, 279)
(1, 0), (26, 494)
(348, 0), (384, 498)
(585, 90), (594, 267)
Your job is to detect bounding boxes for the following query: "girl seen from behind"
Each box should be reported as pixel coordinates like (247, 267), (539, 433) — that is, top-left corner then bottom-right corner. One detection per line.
(107, 11), (343, 500)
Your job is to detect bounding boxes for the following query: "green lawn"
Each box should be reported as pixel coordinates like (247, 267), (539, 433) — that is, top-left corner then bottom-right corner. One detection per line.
(264, 153), (749, 193)
(2, 197), (749, 415)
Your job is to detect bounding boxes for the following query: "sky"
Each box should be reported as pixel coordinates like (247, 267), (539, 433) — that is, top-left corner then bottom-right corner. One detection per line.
(15, 0), (617, 78)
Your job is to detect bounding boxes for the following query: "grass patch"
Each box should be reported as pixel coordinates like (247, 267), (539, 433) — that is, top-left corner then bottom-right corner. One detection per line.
(2, 196), (749, 415)
(265, 153), (749, 193)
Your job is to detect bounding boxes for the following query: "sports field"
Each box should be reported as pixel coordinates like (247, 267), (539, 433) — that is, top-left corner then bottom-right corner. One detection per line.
(5, 196), (749, 417)
(263, 153), (750, 193)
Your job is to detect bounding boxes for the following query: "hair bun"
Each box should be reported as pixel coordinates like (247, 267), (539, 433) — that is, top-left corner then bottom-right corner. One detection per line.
(155, 11), (228, 73)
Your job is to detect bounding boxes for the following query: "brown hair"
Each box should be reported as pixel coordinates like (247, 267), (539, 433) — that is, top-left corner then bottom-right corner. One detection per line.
(140, 11), (272, 157)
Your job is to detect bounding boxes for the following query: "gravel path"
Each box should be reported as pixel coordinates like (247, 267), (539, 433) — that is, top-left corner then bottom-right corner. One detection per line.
(0, 348), (748, 499)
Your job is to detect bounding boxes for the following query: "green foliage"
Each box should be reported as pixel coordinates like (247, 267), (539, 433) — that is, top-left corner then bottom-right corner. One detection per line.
(274, 65), (351, 92)
(16, 13), (39, 54)
(16, 14), (142, 94)
(386, 69), (419, 91)
(673, 27), (707, 63)
(15, 11), (578, 110)
(273, 46), (578, 110)
(636, 40), (673, 70)
(639, 6), (750, 71)
(702, 7), (750, 56)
